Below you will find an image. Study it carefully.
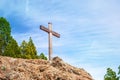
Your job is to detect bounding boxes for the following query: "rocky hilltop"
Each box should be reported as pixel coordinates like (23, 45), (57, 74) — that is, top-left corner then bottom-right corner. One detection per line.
(0, 56), (93, 80)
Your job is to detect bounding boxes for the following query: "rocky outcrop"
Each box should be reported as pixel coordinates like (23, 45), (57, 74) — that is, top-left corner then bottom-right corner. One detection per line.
(0, 56), (93, 80)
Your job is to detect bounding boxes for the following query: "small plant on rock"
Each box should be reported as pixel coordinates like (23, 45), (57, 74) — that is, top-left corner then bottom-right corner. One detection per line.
(1, 65), (6, 71)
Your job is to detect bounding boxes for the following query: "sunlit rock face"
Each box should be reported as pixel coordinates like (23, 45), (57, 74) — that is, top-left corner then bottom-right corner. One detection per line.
(0, 56), (93, 80)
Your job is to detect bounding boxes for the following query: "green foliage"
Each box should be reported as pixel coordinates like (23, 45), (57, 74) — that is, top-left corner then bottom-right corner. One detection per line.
(118, 66), (120, 79)
(27, 37), (37, 59)
(20, 40), (27, 54)
(104, 66), (120, 80)
(20, 37), (47, 59)
(0, 17), (11, 54)
(1, 65), (6, 71)
(20, 37), (36, 59)
(104, 68), (117, 80)
(37, 53), (47, 60)
(0, 17), (47, 60)
(3, 36), (21, 58)
(118, 66), (120, 75)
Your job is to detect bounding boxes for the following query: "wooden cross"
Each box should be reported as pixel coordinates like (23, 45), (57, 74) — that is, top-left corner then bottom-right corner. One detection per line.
(40, 22), (60, 60)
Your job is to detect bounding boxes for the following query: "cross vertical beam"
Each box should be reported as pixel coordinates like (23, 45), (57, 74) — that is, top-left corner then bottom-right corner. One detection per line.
(48, 23), (52, 60)
(40, 22), (60, 60)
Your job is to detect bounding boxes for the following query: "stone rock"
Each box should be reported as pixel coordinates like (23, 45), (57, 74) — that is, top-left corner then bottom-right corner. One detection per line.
(0, 56), (93, 80)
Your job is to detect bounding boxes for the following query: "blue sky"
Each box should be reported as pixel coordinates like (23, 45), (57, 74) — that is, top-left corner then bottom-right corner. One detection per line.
(0, 0), (120, 80)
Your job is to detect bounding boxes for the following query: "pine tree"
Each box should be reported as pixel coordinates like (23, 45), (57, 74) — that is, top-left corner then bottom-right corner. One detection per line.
(27, 37), (37, 59)
(118, 66), (120, 79)
(104, 66), (120, 80)
(0, 35), (3, 54)
(0, 17), (47, 60)
(20, 37), (37, 59)
(20, 40), (27, 54)
(3, 37), (21, 58)
(38, 53), (47, 60)
(0, 17), (11, 55)
(20, 40), (28, 58)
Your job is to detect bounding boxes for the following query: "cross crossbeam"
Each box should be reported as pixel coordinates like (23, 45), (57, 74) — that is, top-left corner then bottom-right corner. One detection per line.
(40, 25), (60, 38)
(40, 22), (60, 60)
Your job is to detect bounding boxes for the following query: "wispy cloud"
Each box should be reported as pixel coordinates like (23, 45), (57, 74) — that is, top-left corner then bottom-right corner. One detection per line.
(25, 0), (29, 13)
(1, 0), (120, 80)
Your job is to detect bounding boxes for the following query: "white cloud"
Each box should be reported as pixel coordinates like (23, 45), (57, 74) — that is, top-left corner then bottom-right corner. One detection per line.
(12, 29), (63, 50)
(26, 0), (29, 13)
(60, 57), (106, 80)
(1, 1), (120, 79)
(85, 66), (105, 80)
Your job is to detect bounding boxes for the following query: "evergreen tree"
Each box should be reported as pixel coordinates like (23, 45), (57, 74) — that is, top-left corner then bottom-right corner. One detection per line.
(20, 40), (28, 58)
(0, 17), (47, 60)
(20, 37), (37, 59)
(27, 37), (37, 59)
(118, 66), (120, 79)
(20, 40), (27, 54)
(104, 66), (120, 80)
(38, 53), (47, 60)
(0, 35), (3, 54)
(0, 17), (11, 55)
(104, 68), (118, 80)
(3, 37), (21, 58)
(118, 66), (120, 74)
